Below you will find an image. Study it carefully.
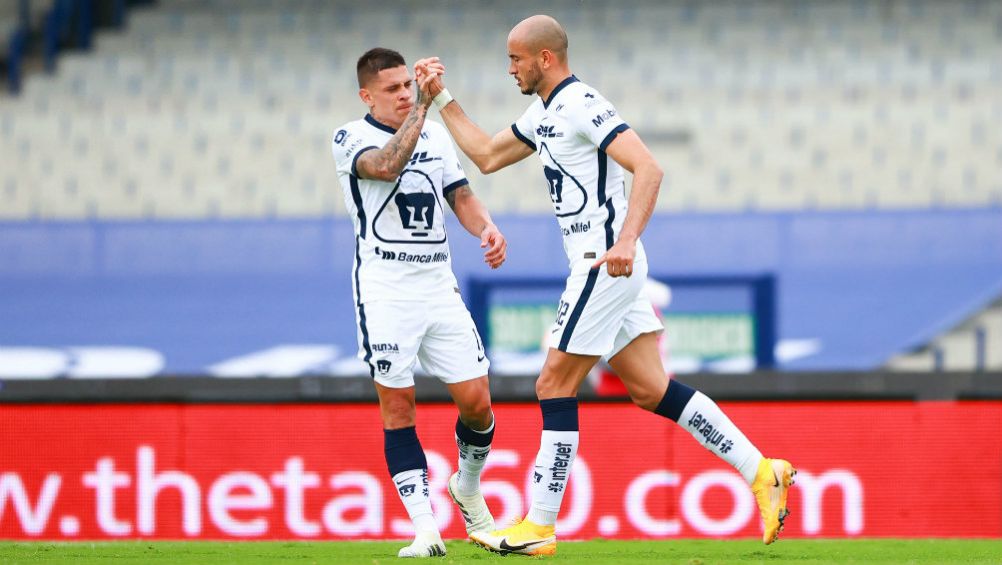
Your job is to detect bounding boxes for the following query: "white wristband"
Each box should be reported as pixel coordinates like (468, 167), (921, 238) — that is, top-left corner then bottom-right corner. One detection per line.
(432, 88), (454, 109)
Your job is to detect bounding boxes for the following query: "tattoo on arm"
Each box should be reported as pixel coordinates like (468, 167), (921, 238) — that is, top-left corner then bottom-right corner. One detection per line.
(445, 185), (473, 211)
(358, 106), (428, 180)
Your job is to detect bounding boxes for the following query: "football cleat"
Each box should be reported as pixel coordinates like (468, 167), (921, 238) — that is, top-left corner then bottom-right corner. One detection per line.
(751, 457), (797, 545)
(397, 531), (447, 558)
(447, 472), (496, 536)
(469, 517), (556, 556)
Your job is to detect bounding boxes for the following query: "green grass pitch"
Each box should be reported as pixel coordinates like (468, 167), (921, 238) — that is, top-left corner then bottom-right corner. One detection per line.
(2, 539), (1001, 565)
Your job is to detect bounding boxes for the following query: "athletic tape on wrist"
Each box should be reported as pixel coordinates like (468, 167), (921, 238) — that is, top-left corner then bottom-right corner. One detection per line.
(432, 88), (454, 109)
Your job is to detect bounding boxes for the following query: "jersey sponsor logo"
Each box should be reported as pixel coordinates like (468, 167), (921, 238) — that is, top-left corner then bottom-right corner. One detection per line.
(539, 143), (587, 217)
(396, 251), (449, 264)
(334, 129), (348, 145)
(686, 410), (734, 453)
(561, 221), (591, 236)
(536, 125), (564, 138)
(583, 92), (605, 108)
(371, 343), (399, 354)
(591, 109), (617, 128)
(547, 441), (574, 493)
(372, 246), (450, 263)
(408, 151), (441, 165)
(344, 137), (366, 157)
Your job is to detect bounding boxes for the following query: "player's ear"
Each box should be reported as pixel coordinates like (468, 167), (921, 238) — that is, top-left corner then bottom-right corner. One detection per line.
(539, 49), (554, 69)
(358, 88), (373, 109)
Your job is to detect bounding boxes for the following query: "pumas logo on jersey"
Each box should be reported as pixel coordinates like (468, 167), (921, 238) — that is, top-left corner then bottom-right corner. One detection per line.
(544, 166), (564, 203)
(591, 109), (617, 127)
(536, 125), (563, 138)
(539, 143), (587, 217)
(394, 192), (435, 233)
(376, 359), (392, 374)
(373, 166), (447, 244)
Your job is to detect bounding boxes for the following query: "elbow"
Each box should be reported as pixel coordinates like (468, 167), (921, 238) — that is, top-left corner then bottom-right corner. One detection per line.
(647, 161), (664, 185)
(473, 156), (498, 175)
(372, 166), (401, 182)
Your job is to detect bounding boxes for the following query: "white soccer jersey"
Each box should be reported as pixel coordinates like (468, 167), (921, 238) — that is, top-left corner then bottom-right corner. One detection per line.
(332, 114), (468, 304)
(512, 76), (647, 269)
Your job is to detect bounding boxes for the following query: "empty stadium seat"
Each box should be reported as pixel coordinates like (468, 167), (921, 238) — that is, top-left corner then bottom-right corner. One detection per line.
(1, 0), (1000, 218)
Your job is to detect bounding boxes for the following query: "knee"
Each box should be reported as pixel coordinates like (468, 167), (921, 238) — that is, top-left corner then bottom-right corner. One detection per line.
(630, 387), (662, 412)
(535, 368), (563, 399)
(382, 397), (416, 429)
(460, 395), (493, 430)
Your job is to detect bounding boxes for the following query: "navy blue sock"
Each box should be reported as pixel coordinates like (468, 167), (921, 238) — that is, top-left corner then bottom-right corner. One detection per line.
(455, 417), (494, 447)
(653, 380), (696, 422)
(384, 426), (427, 476)
(540, 397), (579, 431)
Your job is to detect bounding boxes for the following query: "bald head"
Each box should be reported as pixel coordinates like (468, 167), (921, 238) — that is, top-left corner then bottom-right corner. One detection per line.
(508, 15), (568, 62)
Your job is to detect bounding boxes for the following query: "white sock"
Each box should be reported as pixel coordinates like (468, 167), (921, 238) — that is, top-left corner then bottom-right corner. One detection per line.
(678, 391), (763, 484)
(455, 421), (493, 496)
(392, 468), (437, 534)
(526, 430), (578, 526)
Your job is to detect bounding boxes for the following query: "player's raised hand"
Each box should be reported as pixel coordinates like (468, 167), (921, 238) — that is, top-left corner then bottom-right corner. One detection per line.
(413, 58), (444, 108)
(480, 224), (507, 269)
(414, 57), (446, 99)
(592, 237), (636, 277)
(414, 56), (446, 97)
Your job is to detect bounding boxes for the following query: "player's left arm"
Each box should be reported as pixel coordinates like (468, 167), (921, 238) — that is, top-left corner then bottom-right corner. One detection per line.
(446, 185), (507, 269)
(592, 130), (664, 277)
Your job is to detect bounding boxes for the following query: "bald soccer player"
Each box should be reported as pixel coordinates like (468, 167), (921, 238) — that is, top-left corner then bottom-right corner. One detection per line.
(415, 16), (795, 555)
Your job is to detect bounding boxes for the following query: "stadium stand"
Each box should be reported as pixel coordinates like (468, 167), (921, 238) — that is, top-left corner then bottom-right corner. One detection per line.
(1, 0), (1000, 218)
(0, 1), (1000, 374)
(888, 299), (1002, 371)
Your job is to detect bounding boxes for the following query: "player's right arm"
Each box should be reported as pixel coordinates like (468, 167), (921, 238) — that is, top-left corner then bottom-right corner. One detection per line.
(354, 70), (441, 181)
(414, 57), (533, 174)
(438, 103), (534, 174)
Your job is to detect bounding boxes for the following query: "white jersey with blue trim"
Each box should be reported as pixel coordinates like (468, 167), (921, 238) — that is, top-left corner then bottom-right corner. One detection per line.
(512, 76), (647, 269)
(332, 115), (467, 304)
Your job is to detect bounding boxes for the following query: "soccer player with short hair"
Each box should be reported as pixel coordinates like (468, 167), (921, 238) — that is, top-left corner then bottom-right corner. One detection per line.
(332, 47), (506, 558)
(415, 16), (795, 556)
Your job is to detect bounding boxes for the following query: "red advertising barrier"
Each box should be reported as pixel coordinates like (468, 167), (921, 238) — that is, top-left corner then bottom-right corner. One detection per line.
(1, 401), (1000, 540)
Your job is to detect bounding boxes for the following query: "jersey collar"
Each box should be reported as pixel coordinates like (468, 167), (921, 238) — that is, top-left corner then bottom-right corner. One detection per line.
(364, 113), (398, 134)
(542, 75), (579, 109)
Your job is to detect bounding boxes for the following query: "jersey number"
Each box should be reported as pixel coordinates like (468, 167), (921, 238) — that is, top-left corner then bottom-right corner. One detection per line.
(554, 300), (570, 328)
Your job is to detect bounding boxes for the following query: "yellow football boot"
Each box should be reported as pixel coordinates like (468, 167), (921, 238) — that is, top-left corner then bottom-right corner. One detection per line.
(751, 457), (797, 544)
(469, 517), (556, 556)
